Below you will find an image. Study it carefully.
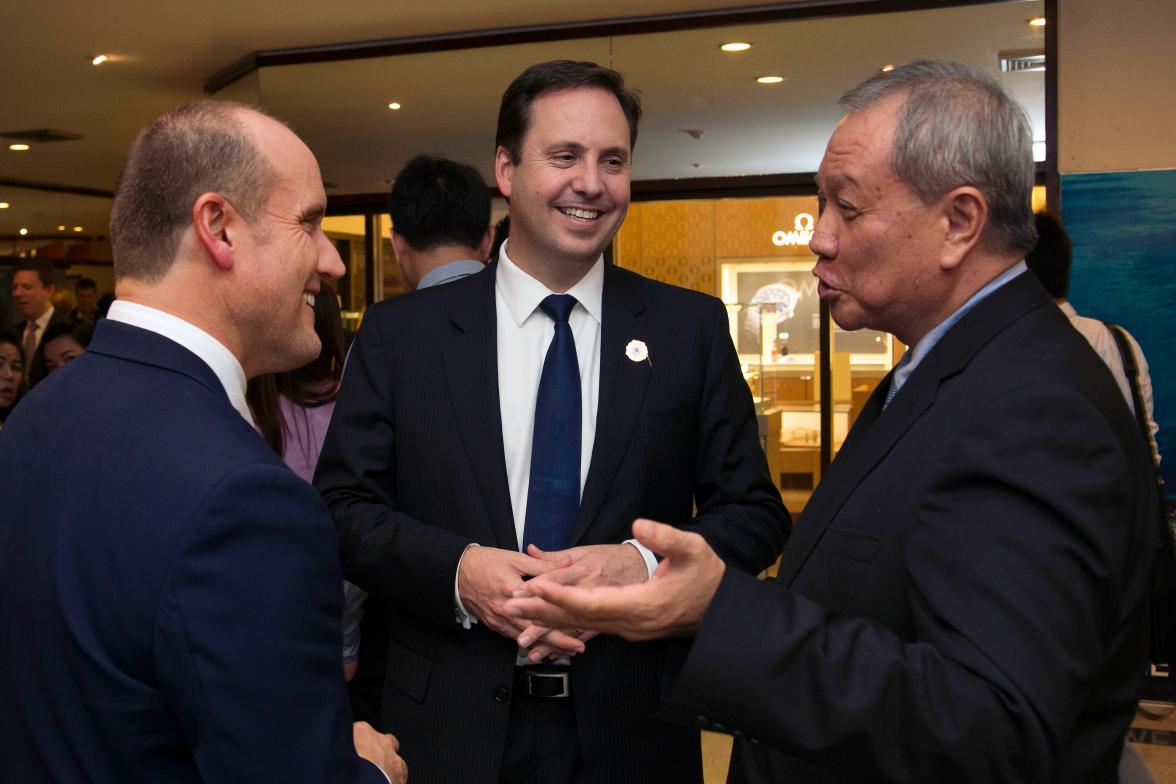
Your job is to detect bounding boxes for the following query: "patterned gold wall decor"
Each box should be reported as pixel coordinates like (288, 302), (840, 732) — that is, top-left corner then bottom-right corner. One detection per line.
(615, 195), (820, 297)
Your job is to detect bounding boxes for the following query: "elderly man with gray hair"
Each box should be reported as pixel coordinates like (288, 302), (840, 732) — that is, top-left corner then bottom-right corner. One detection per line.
(506, 59), (1157, 783)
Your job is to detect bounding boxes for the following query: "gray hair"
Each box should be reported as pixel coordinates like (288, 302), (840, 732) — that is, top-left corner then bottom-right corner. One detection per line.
(839, 59), (1037, 255)
(110, 101), (281, 283)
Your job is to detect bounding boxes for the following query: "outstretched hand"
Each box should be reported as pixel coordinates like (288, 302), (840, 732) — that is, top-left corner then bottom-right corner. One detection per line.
(514, 542), (648, 661)
(504, 519), (725, 642)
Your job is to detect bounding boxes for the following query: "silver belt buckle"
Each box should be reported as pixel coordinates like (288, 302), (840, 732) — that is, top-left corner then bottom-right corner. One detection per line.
(526, 669), (571, 698)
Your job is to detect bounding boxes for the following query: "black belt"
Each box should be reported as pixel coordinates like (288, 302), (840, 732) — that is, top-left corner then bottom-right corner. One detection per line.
(515, 666), (572, 698)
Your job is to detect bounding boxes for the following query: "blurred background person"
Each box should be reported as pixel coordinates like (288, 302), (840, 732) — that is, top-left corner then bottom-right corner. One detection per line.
(40, 320), (93, 374)
(0, 329), (24, 428)
(1026, 210), (1160, 462)
(246, 286), (363, 677)
(10, 259), (65, 389)
(388, 153), (492, 291)
(51, 288), (77, 320)
(95, 291), (116, 321)
(72, 277), (99, 324)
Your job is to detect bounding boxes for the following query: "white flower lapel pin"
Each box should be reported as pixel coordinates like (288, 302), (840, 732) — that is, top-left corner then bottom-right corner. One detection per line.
(626, 339), (651, 366)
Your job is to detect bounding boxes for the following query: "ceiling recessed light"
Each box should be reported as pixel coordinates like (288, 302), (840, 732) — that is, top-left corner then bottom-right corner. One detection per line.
(73, 226), (84, 232)
(9, 143), (30, 151)
(387, 102), (401, 111)
(91, 54), (109, 66)
(720, 42), (752, 53)
(57, 225), (66, 231)
(19, 228), (28, 236)
(1028, 16), (1046, 27)
(0, 202), (10, 209)
(756, 75), (785, 85)
(881, 64), (896, 72)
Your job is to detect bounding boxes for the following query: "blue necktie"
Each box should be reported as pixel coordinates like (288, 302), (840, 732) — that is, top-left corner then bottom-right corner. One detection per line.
(883, 353), (911, 409)
(522, 294), (581, 552)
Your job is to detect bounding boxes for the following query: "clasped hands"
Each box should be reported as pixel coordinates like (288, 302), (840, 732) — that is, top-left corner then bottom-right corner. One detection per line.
(457, 539), (649, 661)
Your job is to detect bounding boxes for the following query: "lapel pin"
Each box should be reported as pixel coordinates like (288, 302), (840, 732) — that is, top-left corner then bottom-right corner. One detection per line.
(626, 339), (651, 365)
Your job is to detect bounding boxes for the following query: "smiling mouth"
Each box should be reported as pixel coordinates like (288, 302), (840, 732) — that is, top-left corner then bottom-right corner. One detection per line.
(559, 207), (601, 221)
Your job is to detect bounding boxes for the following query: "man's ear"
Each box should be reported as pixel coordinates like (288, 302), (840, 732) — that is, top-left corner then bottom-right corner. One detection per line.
(477, 225), (495, 262)
(940, 186), (987, 271)
(192, 192), (237, 271)
(494, 145), (515, 199)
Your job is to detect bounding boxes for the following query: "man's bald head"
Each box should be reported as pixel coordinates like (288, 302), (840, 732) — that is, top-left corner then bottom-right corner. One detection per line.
(109, 101), (282, 283)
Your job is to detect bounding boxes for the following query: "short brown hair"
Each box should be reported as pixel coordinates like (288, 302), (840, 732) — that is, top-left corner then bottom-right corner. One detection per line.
(109, 101), (280, 283)
(14, 259), (57, 288)
(496, 60), (641, 164)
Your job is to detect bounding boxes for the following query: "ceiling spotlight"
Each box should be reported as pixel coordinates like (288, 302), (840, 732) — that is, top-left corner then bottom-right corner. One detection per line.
(0, 202), (10, 209)
(756, 75), (785, 85)
(9, 143), (30, 152)
(91, 54), (110, 66)
(881, 64), (896, 72)
(73, 226), (84, 232)
(387, 102), (401, 111)
(57, 225), (66, 231)
(1028, 16), (1046, 27)
(720, 42), (752, 53)
(19, 227), (28, 236)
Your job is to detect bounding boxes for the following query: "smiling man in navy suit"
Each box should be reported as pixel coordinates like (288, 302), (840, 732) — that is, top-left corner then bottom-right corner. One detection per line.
(0, 101), (405, 784)
(316, 60), (789, 784)
(506, 60), (1158, 784)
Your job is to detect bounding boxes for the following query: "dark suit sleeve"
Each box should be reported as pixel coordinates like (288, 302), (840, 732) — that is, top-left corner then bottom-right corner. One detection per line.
(153, 464), (385, 784)
(662, 382), (1150, 782)
(315, 314), (473, 632)
(681, 298), (790, 574)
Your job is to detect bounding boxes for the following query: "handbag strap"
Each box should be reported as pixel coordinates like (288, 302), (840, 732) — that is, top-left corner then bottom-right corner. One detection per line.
(1104, 322), (1163, 479)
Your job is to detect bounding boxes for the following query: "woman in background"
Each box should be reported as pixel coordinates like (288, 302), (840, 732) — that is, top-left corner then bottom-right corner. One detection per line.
(246, 288), (365, 677)
(41, 320), (93, 374)
(0, 330), (26, 428)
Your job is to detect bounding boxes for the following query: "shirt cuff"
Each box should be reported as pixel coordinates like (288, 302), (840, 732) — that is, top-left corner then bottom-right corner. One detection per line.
(454, 543), (480, 629)
(624, 539), (658, 580)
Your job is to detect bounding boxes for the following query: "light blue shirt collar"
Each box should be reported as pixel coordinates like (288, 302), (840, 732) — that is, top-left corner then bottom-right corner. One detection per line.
(416, 258), (485, 290)
(889, 260), (1027, 401)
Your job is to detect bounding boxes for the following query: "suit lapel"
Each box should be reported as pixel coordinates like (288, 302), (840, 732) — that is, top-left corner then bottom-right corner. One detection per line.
(441, 264), (519, 550)
(776, 271), (1051, 585)
(570, 265), (650, 546)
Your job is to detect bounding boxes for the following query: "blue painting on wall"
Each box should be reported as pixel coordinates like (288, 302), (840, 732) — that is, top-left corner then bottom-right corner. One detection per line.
(1062, 169), (1176, 490)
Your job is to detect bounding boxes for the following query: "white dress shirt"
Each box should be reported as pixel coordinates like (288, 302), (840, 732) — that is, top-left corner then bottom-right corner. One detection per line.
(107, 300), (255, 426)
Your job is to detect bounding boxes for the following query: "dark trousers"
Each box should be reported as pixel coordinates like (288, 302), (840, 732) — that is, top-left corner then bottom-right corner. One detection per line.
(499, 669), (586, 784)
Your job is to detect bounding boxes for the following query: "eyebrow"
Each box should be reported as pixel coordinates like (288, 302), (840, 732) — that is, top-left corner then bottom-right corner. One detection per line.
(546, 141), (630, 160)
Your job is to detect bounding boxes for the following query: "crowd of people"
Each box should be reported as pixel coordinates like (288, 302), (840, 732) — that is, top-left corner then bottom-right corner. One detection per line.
(1, 262), (104, 428)
(0, 56), (1164, 784)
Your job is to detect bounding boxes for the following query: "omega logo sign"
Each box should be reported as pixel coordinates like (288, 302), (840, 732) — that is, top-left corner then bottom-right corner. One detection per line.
(771, 213), (815, 247)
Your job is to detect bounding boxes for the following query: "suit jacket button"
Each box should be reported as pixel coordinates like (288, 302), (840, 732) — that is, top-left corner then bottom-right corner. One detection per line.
(694, 715), (709, 728)
(494, 686), (509, 703)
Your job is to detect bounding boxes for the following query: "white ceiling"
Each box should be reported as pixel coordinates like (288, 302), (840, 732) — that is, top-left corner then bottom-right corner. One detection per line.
(0, 0), (1044, 247)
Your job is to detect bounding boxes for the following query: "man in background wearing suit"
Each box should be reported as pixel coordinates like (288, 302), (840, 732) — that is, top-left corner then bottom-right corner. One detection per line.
(506, 59), (1158, 783)
(0, 101), (405, 784)
(316, 60), (789, 784)
(390, 154), (492, 291)
(11, 258), (66, 388)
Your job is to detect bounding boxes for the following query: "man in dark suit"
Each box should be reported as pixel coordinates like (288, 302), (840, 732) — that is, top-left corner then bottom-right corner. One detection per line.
(315, 60), (789, 784)
(0, 101), (405, 783)
(11, 258), (67, 388)
(506, 60), (1158, 783)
